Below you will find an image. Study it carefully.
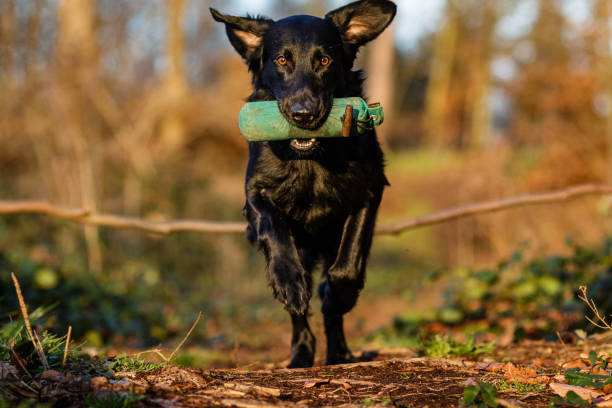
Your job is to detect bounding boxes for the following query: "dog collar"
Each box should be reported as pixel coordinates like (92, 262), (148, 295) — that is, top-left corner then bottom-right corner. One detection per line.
(238, 97), (384, 142)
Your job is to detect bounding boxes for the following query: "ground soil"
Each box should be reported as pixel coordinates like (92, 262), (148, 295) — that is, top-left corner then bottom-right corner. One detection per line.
(4, 333), (611, 407)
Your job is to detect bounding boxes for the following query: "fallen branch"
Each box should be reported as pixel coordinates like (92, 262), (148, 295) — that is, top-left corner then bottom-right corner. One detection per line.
(376, 183), (612, 234)
(0, 183), (610, 236)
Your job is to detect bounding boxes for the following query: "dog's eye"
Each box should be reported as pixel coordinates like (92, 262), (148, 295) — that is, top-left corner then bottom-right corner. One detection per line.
(320, 56), (330, 66)
(276, 56), (288, 66)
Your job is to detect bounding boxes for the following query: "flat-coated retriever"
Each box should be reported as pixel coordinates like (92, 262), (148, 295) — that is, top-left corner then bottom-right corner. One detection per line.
(211, 0), (396, 368)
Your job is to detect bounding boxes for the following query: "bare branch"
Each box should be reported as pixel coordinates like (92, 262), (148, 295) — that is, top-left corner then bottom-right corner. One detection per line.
(375, 183), (612, 234)
(578, 285), (612, 331)
(0, 183), (611, 236)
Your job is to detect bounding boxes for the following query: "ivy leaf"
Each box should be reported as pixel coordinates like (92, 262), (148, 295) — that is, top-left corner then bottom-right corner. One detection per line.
(564, 391), (589, 407)
(462, 385), (479, 404)
(565, 368), (610, 389)
(478, 381), (499, 407)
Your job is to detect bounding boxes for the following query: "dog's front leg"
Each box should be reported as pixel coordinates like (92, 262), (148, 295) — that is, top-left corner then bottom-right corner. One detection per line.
(319, 188), (383, 364)
(246, 192), (311, 314)
(245, 192), (315, 367)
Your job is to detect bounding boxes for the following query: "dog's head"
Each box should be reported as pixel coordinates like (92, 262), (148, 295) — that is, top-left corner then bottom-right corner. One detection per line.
(211, 0), (396, 134)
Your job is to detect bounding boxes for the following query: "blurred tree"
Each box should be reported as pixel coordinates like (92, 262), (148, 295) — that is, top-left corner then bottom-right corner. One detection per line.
(55, 0), (103, 273)
(366, 25), (395, 149)
(160, 0), (188, 152)
(424, 0), (459, 147)
(424, 0), (501, 149)
(0, 0), (17, 86)
(592, 0), (612, 182)
(467, 1), (496, 149)
(531, 0), (568, 66)
(507, 0), (606, 189)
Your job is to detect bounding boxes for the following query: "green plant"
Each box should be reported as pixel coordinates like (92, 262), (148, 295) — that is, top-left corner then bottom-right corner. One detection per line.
(460, 381), (498, 408)
(496, 380), (544, 393)
(0, 305), (76, 370)
(360, 397), (375, 407)
(379, 239), (612, 345)
(549, 391), (589, 407)
(563, 368), (612, 389)
(424, 335), (495, 358)
(105, 355), (162, 373)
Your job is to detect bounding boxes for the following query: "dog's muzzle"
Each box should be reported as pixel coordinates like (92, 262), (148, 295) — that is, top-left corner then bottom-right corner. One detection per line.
(290, 138), (317, 151)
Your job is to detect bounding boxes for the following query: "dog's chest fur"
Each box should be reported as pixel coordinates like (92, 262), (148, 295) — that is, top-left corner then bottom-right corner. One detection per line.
(246, 136), (386, 233)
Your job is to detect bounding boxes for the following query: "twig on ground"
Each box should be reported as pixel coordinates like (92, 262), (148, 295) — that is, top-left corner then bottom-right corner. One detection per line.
(167, 311), (203, 363)
(1, 183), (611, 235)
(62, 326), (72, 367)
(9, 348), (34, 381)
(32, 331), (49, 370)
(136, 348), (169, 362)
(555, 331), (569, 352)
(578, 285), (612, 331)
(11, 272), (49, 370)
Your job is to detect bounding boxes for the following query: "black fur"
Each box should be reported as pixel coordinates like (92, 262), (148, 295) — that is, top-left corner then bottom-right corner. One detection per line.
(211, 0), (396, 368)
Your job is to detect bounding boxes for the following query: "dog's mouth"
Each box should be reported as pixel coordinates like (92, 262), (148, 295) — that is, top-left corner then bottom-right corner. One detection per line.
(290, 138), (317, 151)
(278, 98), (332, 130)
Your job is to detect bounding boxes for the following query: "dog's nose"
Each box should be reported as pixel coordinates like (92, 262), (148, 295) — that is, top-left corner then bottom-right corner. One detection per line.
(291, 103), (316, 125)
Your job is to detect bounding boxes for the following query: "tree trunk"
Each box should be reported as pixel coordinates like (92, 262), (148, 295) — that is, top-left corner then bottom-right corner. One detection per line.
(160, 0), (188, 152)
(56, 0), (103, 274)
(468, 1), (495, 149)
(424, 0), (459, 146)
(366, 26), (395, 149)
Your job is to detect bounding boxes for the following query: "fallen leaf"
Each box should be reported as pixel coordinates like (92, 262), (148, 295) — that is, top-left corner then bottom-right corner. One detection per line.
(585, 385), (606, 395)
(340, 382), (352, 390)
(304, 378), (330, 388)
(604, 384), (612, 394)
(503, 362), (550, 384)
(592, 368), (611, 376)
(563, 359), (590, 369)
(533, 358), (556, 368)
(595, 398), (612, 407)
(90, 376), (109, 388)
(463, 378), (478, 386)
(497, 399), (523, 408)
(550, 382), (601, 403)
(477, 362), (505, 372)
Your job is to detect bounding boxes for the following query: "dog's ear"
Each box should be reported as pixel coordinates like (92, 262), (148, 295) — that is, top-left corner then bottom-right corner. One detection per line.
(210, 8), (272, 63)
(325, 0), (396, 48)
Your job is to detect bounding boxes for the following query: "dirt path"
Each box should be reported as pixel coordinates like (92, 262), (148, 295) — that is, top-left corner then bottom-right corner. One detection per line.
(3, 335), (612, 407)
(91, 335), (612, 407)
(109, 358), (502, 407)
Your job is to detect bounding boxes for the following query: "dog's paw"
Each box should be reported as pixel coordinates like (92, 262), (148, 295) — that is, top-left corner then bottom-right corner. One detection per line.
(288, 330), (315, 368)
(325, 352), (356, 366)
(269, 259), (310, 315)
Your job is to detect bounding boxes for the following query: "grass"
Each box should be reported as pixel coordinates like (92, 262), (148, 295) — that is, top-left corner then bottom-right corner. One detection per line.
(424, 335), (495, 358)
(496, 380), (544, 393)
(0, 305), (76, 371)
(106, 355), (163, 372)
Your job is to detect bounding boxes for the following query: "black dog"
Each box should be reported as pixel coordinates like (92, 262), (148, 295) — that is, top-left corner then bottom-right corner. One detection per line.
(211, 0), (396, 368)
